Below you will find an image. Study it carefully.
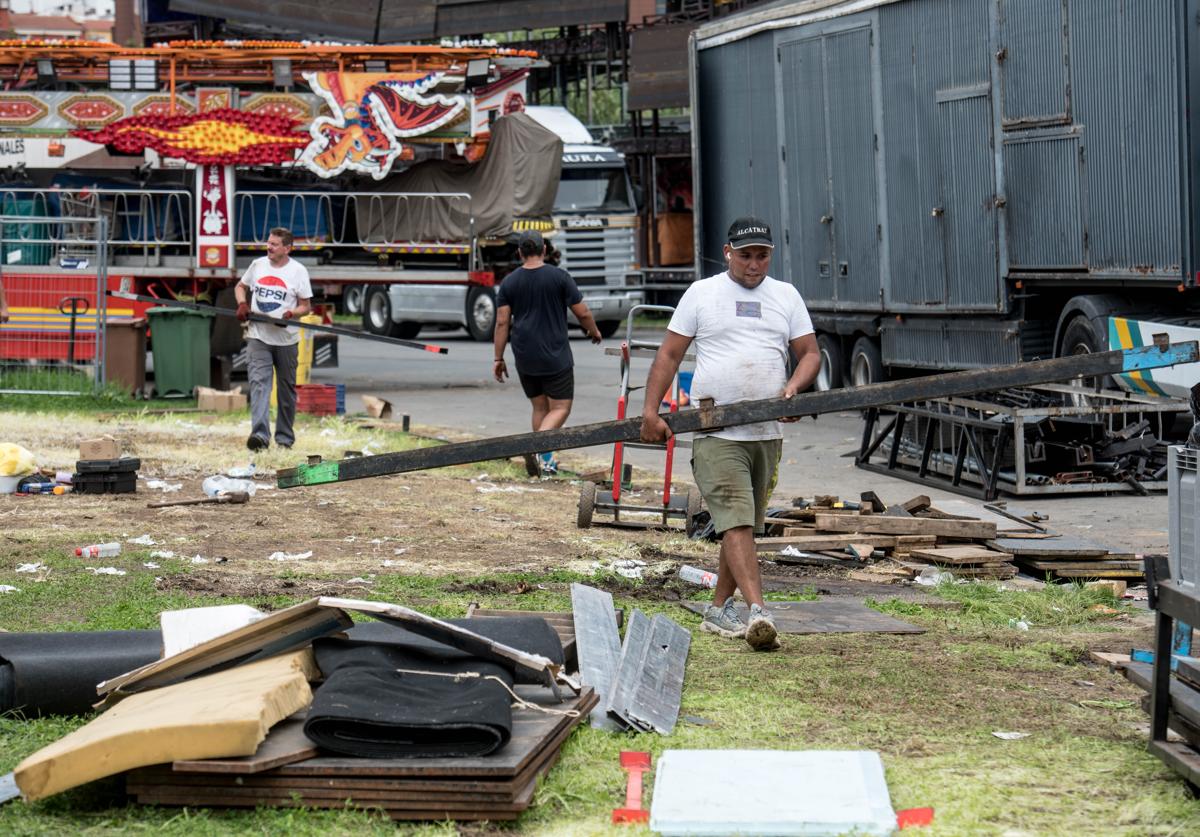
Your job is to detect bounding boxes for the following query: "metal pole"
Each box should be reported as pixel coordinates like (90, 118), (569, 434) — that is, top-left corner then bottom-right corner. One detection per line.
(96, 215), (108, 391)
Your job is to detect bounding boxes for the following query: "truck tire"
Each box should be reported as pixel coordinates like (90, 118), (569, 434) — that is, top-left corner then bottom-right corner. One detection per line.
(1060, 316), (1108, 404)
(466, 286), (496, 341)
(344, 284), (365, 315)
(394, 321), (422, 340)
(849, 336), (884, 387)
(815, 333), (844, 391)
(363, 286), (394, 336)
(596, 320), (622, 339)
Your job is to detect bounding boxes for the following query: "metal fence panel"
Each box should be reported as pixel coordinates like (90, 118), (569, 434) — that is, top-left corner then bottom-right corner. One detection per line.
(1002, 132), (1086, 268)
(0, 215), (108, 395)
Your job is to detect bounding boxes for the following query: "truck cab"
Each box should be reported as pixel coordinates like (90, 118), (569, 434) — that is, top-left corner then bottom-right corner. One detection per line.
(525, 106), (642, 338)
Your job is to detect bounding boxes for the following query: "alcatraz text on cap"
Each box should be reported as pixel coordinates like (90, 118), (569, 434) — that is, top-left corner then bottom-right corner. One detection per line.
(734, 225), (768, 236)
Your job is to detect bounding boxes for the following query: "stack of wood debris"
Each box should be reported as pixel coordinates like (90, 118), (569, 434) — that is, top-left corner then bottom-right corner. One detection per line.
(758, 493), (1145, 582)
(6, 597), (601, 822)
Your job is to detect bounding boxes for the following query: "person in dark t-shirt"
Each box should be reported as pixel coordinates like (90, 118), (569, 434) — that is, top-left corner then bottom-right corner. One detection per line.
(494, 230), (602, 475)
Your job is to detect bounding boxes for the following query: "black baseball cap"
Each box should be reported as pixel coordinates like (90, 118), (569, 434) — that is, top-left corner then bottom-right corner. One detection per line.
(727, 216), (773, 249)
(517, 230), (545, 253)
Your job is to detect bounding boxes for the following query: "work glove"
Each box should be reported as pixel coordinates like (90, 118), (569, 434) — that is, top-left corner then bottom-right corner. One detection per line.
(236, 302), (250, 322)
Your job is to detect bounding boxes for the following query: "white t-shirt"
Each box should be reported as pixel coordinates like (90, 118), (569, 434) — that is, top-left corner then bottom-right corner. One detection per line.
(668, 271), (813, 441)
(238, 256), (312, 346)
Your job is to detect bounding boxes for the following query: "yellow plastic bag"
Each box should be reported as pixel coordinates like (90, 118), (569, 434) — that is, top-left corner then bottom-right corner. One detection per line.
(0, 443), (37, 477)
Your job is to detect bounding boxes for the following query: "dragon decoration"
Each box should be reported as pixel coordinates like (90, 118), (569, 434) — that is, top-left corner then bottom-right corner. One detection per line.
(69, 71), (468, 178)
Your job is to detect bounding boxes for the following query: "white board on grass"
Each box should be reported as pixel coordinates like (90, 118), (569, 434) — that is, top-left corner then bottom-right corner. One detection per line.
(649, 750), (895, 836)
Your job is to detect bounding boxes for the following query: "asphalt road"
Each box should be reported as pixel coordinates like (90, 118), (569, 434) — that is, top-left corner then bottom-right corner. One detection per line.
(313, 326), (1172, 553)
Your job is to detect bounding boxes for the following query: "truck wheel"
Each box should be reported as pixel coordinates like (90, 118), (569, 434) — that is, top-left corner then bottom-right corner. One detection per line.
(466, 286), (496, 341)
(597, 320), (622, 339)
(815, 333), (844, 391)
(1060, 316), (1108, 405)
(849, 337), (884, 387)
(344, 285), (365, 315)
(363, 286), (394, 336)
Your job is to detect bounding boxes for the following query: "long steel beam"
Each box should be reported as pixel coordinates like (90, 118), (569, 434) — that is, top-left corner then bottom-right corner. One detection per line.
(277, 340), (1200, 488)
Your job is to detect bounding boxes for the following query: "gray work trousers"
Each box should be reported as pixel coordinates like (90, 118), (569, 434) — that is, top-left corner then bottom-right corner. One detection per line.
(246, 338), (299, 447)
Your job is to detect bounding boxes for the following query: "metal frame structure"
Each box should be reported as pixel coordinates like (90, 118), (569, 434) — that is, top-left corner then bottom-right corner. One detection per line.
(856, 384), (1189, 499)
(0, 214), (108, 395)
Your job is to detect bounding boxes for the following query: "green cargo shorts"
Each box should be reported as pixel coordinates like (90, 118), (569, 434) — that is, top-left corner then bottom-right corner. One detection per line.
(691, 436), (783, 536)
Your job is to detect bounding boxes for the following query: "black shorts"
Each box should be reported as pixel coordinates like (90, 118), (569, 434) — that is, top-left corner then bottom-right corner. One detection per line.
(518, 366), (574, 400)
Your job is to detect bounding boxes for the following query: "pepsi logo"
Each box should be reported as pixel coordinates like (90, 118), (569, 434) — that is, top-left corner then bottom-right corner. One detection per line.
(254, 275), (290, 314)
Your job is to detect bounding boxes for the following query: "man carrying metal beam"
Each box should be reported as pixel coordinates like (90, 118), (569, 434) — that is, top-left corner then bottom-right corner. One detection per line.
(640, 217), (821, 652)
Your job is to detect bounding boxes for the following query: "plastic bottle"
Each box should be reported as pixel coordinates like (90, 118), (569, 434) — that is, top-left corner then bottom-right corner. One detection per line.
(76, 542), (121, 558)
(678, 565), (718, 588)
(202, 475), (259, 497)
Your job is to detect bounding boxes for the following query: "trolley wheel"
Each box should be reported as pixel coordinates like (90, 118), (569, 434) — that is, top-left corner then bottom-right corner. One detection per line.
(685, 488), (702, 537)
(577, 481), (597, 529)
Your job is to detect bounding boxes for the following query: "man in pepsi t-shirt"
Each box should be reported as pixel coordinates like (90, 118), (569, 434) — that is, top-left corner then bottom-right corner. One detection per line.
(493, 230), (602, 475)
(235, 227), (312, 451)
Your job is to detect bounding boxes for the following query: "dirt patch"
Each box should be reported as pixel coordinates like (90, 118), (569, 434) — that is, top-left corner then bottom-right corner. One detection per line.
(154, 570), (388, 602)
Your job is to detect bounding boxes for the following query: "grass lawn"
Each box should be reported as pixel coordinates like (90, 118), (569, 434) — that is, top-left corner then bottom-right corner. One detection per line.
(0, 405), (1198, 834)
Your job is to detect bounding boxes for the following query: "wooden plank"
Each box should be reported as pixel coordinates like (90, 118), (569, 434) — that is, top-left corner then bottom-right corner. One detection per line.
(758, 534), (897, 551)
(911, 546), (1014, 565)
(1043, 568), (1145, 579)
(901, 495), (932, 513)
(276, 342), (1200, 488)
(98, 598), (351, 698)
(814, 514), (996, 539)
(570, 584), (625, 731)
(894, 560), (1016, 578)
(16, 651), (317, 801)
(1023, 559), (1144, 572)
(172, 717), (316, 775)
(987, 536), (1113, 558)
(1088, 651), (1131, 670)
(678, 600), (924, 635)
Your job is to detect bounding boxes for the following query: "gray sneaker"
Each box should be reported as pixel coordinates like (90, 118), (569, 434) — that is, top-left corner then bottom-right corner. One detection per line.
(701, 597), (747, 639)
(745, 603), (780, 651)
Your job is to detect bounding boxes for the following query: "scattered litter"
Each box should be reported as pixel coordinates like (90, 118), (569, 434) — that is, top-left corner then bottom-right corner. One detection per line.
(346, 577), (372, 584)
(268, 550), (313, 562)
(368, 538), (385, 544)
(1007, 618), (1031, 631)
(471, 506), (485, 512)
(476, 485), (546, 494)
(991, 731), (1030, 740)
(611, 559), (646, 580)
(149, 550), (176, 559)
(144, 480), (182, 493)
(75, 542), (121, 559)
(87, 567), (127, 576)
(188, 555), (209, 565)
(15, 562), (45, 573)
(127, 535), (159, 546)
(201, 475), (259, 497)
(225, 464), (256, 478)
(1074, 680), (1096, 688)
(914, 567), (954, 586)
(393, 548), (408, 556)
(0, 585), (19, 593)
(678, 565), (717, 588)
(143, 562), (160, 569)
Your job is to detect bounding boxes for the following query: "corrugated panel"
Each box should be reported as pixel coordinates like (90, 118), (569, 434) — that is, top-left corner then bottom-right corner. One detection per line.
(696, 41), (751, 275)
(780, 36), (834, 303)
(1002, 133), (1086, 268)
(556, 225), (636, 286)
(939, 93), (999, 308)
(879, 0), (993, 310)
(746, 32), (782, 244)
(824, 26), (880, 306)
(882, 319), (1021, 369)
(1068, 0), (1181, 276)
(998, 0), (1069, 124)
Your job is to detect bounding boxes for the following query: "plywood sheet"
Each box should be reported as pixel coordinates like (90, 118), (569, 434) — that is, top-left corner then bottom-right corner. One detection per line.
(679, 600), (923, 635)
(911, 546), (1013, 565)
(16, 651), (316, 801)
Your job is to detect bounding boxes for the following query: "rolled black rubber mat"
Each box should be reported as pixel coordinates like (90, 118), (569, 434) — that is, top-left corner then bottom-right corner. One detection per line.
(0, 630), (163, 716)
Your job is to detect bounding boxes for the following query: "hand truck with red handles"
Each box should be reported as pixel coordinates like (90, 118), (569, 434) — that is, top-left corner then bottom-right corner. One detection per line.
(576, 305), (703, 535)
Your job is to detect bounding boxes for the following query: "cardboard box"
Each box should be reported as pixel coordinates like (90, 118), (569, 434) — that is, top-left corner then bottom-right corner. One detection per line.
(196, 386), (248, 413)
(79, 436), (119, 461)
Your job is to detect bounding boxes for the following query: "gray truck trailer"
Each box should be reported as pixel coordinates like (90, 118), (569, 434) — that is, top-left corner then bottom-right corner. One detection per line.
(691, 0), (1200, 397)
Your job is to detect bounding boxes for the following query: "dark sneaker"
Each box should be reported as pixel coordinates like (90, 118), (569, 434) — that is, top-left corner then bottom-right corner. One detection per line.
(701, 597), (747, 639)
(745, 603), (780, 651)
(246, 435), (269, 452)
(523, 453), (540, 477)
